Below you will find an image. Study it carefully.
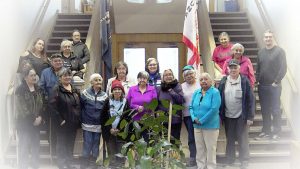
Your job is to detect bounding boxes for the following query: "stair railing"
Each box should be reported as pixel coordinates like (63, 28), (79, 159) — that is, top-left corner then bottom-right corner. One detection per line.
(197, 0), (218, 79)
(83, 0), (101, 88)
(3, 0), (51, 163)
(254, 0), (298, 94)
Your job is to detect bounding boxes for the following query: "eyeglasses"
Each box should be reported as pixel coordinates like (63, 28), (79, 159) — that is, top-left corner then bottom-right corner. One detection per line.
(148, 64), (157, 67)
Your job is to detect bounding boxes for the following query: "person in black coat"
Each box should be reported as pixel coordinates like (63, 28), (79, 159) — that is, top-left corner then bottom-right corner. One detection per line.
(50, 68), (81, 169)
(15, 67), (45, 169)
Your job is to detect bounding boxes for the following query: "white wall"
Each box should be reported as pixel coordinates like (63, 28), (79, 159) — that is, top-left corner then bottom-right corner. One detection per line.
(0, 0), (60, 161)
(245, 0), (300, 139)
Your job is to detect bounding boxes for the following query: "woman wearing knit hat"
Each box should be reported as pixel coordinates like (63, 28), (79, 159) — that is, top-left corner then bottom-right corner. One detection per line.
(102, 79), (130, 167)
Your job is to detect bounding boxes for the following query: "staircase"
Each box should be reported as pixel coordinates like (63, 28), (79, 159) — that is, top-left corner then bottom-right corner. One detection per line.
(4, 13), (91, 168)
(46, 13), (92, 57)
(209, 12), (292, 163)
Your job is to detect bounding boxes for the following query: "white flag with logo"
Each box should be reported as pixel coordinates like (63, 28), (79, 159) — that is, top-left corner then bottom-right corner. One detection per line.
(182, 0), (200, 69)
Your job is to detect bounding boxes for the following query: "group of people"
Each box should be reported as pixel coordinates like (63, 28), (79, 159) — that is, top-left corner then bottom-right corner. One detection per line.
(14, 29), (287, 169)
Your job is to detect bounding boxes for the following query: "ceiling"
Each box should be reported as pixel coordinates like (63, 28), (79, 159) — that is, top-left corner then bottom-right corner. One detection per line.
(111, 0), (187, 33)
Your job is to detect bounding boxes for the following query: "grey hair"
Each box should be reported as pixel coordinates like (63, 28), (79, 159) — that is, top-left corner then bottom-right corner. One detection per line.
(58, 68), (72, 77)
(218, 32), (230, 41)
(89, 73), (102, 83)
(200, 72), (213, 83)
(60, 39), (73, 51)
(137, 71), (149, 80)
(231, 43), (245, 54)
(182, 69), (196, 79)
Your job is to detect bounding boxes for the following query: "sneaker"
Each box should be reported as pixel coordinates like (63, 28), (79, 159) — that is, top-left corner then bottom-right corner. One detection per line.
(255, 132), (271, 140)
(240, 161), (249, 169)
(186, 159), (197, 167)
(272, 134), (280, 140)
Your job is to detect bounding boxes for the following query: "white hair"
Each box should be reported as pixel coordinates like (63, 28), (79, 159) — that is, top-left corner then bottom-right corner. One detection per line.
(89, 73), (102, 82)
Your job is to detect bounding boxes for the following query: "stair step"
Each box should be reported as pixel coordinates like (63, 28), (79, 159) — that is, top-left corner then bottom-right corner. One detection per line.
(213, 29), (253, 36)
(56, 19), (91, 25)
(210, 17), (249, 23)
(54, 24), (90, 31)
(52, 31), (88, 38)
(217, 150), (290, 158)
(211, 23), (251, 29)
(214, 34), (256, 42)
(57, 13), (92, 19)
(209, 12), (247, 18)
(216, 41), (258, 48)
(48, 37), (86, 44)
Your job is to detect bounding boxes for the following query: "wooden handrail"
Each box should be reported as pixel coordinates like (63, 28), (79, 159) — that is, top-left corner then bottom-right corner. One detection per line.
(254, 0), (298, 93)
(197, 0), (217, 79)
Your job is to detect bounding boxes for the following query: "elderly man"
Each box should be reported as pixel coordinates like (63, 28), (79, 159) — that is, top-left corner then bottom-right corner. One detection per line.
(39, 53), (64, 158)
(256, 30), (287, 140)
(72, 29), (90, 64)
(218, 59), (255, 169)
(80, 73), (109, 168)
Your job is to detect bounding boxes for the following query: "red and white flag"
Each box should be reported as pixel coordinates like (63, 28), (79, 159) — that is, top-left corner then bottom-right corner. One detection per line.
(182, 0), (200, 69)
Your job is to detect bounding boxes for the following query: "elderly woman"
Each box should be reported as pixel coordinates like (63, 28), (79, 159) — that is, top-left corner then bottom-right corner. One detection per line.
(50, 68), (81, 169)
(190, 72), (221, 169)
(80, 73), (109, 168)
(106, 61), (136, 96)
(15, 67), (44, 169)
(222, 43), (256, 88)
(157, 69), (184, 145)
(181, 65), (200, 167)
(102, 80), (130, 167)
(127, 71), (157, 121)
(60, 39), (85, 79)
(17, 38), (49, 78)
(145, 58), (161, 87)
(212, 32), (233, 72)
(218, 59), (255, 169)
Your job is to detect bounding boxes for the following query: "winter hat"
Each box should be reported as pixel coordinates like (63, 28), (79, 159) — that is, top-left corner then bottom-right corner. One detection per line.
(111, 80), (125, 94)
(182, 65), (194, 72)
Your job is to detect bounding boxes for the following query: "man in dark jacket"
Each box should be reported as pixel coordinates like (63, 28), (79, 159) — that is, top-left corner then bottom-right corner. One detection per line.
(256, 30), (287, 140)
(72, 29), (90, 64)
(218, 59), (255, 169)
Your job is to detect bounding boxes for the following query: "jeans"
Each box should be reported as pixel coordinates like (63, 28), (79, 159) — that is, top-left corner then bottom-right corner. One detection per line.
(82, 130), (101, 158)
(17, 126), (40, 169)
(258, 84), (282, 135)
(183, 116), (196, 158)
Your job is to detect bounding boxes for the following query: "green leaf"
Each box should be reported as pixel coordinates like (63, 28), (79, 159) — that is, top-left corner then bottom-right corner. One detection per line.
(127, 149), (135, 167)
(130, 134), (135, 141)
(119, 119), (128, 129)
(104, 116), (116, 126)
(144, 99), (158, 111)
(136, 138), (147, 156)
(172, 104), (185, 111)
(161, 99), (170, 109)
(121, 142), (134, 155)
(140, 155), (152, 169)
(103, 157), (110, 167)
(133, 121), (141, 131)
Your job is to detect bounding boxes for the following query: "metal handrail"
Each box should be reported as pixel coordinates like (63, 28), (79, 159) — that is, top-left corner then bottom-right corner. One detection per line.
(254, 0), (298, 93)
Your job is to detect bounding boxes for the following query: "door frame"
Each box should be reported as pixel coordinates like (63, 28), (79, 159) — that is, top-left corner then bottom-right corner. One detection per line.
(111, 33), (187, 82)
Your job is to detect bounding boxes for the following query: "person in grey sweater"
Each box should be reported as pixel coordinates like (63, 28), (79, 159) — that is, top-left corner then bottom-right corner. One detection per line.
(256, 30), (287, 140)
(71, 29), (90, 64)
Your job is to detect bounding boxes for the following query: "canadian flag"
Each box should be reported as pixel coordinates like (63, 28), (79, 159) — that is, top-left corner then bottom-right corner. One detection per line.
(182, 0), (200, 68)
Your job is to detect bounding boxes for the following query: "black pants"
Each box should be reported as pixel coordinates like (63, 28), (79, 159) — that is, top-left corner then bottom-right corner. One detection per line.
(56, 125), (77, 168)
(17, 126), (40, 169)
(224, 116), (249, 162)
(183, 116), (196, 158)
(107, 134), (125, 165)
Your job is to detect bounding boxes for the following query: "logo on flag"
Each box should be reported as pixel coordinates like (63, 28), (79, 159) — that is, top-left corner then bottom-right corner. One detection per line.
(183, 0), (200, 67)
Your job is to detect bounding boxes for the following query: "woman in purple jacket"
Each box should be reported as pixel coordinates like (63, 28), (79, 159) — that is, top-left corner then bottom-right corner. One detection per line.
(157, 69), (184, 145)
(126, 71), (157, 141)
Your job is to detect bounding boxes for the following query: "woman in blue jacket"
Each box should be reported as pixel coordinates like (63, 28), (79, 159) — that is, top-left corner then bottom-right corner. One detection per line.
(190, 72), (221, 169)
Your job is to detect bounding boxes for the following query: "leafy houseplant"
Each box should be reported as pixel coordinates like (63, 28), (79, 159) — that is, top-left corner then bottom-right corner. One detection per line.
(105, 99), (187, 169)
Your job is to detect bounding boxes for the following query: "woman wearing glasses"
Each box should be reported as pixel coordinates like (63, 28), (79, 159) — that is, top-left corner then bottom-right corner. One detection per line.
(189, 73), (221, 169)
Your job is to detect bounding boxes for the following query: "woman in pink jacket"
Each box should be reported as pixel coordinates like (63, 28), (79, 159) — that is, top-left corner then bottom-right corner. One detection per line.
(222, 43), (256, 88)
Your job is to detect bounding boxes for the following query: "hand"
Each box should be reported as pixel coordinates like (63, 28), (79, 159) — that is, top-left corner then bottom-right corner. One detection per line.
(137, 106), (144, 113)
(110, 128), (119, 136)
(194, 118), (201, 125)
(272, 82), (278, 87)
(246, 120), (253, 126)
(33, 116), (42, 126)
(60, 120), (66, 126)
